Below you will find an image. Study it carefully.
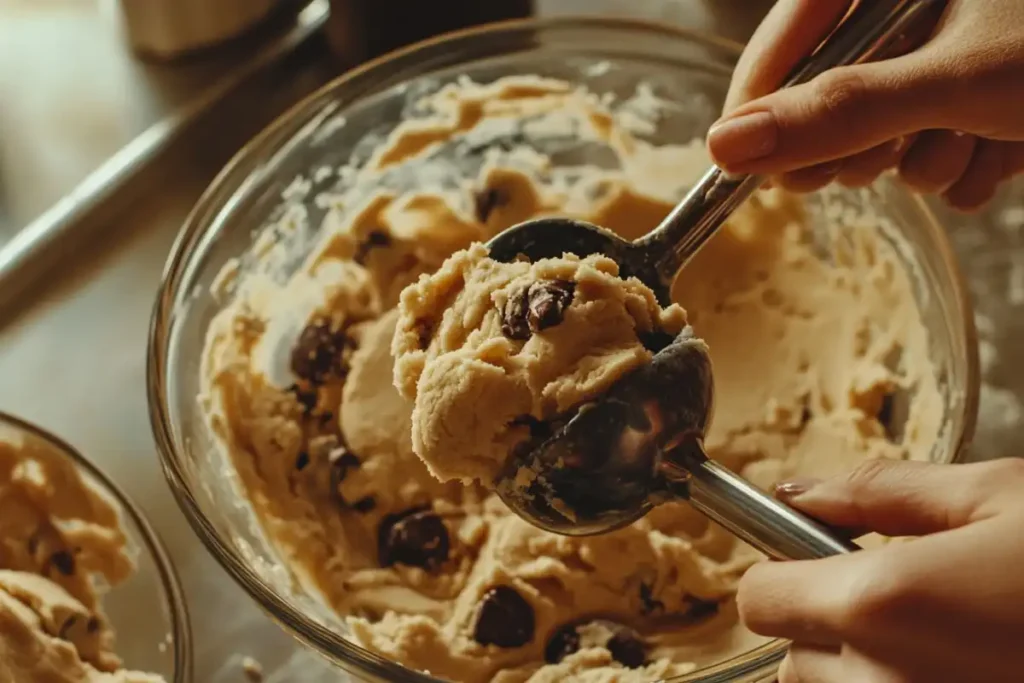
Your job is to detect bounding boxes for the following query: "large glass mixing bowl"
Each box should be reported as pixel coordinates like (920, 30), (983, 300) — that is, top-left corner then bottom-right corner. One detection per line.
(0, 411), (192, 683)
(147, 17), (979, 683)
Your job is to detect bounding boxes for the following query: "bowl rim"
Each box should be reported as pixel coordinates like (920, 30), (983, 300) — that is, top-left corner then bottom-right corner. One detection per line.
(0, 410), (194, 683)
(146, 12), (979, 683)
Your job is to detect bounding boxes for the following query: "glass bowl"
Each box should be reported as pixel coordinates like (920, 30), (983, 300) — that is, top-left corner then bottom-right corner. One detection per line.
(147, 16), (979, 683)
(0, 411), (192, 682)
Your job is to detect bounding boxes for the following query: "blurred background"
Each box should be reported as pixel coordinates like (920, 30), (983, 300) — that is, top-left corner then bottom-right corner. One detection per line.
(0, 1), (1020, 681)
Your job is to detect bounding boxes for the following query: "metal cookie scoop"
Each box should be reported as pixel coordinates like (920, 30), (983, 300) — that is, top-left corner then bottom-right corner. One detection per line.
(495, 330), (860, 560)
(488, 0), (945, 560)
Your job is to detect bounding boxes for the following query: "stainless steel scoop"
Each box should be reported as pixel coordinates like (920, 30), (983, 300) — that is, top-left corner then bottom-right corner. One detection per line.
(488, 0), (945, 560)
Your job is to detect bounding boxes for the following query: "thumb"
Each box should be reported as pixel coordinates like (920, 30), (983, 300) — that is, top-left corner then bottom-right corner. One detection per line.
(707, 56), (953, 175)
(774, 459), (1014, 538)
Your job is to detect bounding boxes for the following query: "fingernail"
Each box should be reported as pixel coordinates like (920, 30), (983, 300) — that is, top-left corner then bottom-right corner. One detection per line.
(774, 477), (822, 500)
(707, 111), (779, 169)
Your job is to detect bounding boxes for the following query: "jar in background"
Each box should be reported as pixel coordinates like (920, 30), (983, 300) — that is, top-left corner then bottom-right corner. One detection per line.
(326, 0), (533, 66)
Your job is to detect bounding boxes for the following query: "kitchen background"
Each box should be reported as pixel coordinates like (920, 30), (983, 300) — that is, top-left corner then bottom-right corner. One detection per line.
(0, 0), (1020, 681)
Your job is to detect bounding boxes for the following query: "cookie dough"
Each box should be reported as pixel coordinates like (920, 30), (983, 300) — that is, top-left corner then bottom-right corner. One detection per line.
(393, 245), (687, 485)
(200, 76), (944, 682)
(0, 430), (165, 682)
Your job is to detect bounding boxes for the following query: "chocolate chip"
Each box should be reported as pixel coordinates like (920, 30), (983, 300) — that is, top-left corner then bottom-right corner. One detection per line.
(544, 622), (581, 663)
(294, 451), (310, 471)
(510, 414), (553, 442)
(500, 287), (532, 340)
(329, 447), (361, 497)
(607, 626), (647, 668)
(800, 405), (813, 426)
(331, 448), (361, 470)
(527, 280), (575, 333)
(378, 507), (450, 570)
(414, 318), (434, 350)
(639, 582), (664, 616)
(86, 616), (101, 633)
(639, 330), (675, 354)
(474, 187), (507, 223)
(473, 585), (535, 648)
(500, 280), (576, 341)
(290, 318), (354, 384)
(288, 384), (319, 415)
(49, 550), (75, 576)
(877, 390), (907, 440)
(352, 496), (377, 513)
(354, 230), (392, 265)
(681, 596), (720, 622)
(544, 620), (646, 668)
(58, 616), (78, 639)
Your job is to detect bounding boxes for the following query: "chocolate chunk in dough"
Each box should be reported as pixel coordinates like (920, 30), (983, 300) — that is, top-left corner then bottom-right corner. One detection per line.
(681, 596), (720, 623)
(639, 330), (676, 354)
(606, 625), (647, 668)
(526, 280), (575, 333)
(474, 187), (508, 223)
(329, 446), (362, 499)
(414, 318), (434, 350)
(378, 507), (450, 570)
(877, 389), (908, 441)
(49, 550), (76, 577)
(544, 622), (582, 664)
(500, 286), (532, 340)
(638, 582), (665, 616)
(472, 585), (535, 648)
(544, 619), (647, 668)
(354, 230), (392, 265)
(500, 280), (576, 340)
(290, 318), (355, 384)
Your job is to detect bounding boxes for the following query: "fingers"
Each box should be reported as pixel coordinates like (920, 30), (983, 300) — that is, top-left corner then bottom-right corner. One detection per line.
(737, 548), (883, 647)
(1004, 141), (1024, 177)
(779, 645), (842, 683)
(775, 137), (910, 193)
(765, 134), (1018, 203)
(776, 160), (845, 193)
(743, 515), (1024, 673)
(940, 140), (1024, 212)
(708, 56), (954, 175)
(781, 645), (910, 683)
(836, 137), (910, 188)
(744, 460), (1024, 650)
(773, 459), (1012, 537)
(943, 138), (1006, 212)
(899, 130), (977, 193)
(724, 0), (854, 113)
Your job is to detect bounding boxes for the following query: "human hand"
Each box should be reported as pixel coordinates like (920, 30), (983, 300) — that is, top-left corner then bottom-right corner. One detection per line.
(708, 0), (1024, 211)
(737, 458), (1024, 682)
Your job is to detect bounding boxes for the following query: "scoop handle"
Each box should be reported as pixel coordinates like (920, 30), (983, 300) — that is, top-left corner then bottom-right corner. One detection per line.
(666, 440), (860, 560)
(638, 0), (948, 287)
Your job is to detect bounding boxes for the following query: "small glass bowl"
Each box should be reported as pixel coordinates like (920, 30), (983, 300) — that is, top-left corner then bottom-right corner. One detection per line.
(0, 411), (192, 682)
(147, 16), (979, 683)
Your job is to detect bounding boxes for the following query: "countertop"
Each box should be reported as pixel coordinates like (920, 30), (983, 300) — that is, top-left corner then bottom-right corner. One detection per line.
(0, 1), (1021, 682)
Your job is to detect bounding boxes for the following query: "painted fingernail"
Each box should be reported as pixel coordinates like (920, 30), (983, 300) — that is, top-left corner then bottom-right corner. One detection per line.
(707, 111), (779, 169)
(774, 478), (822, 500)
